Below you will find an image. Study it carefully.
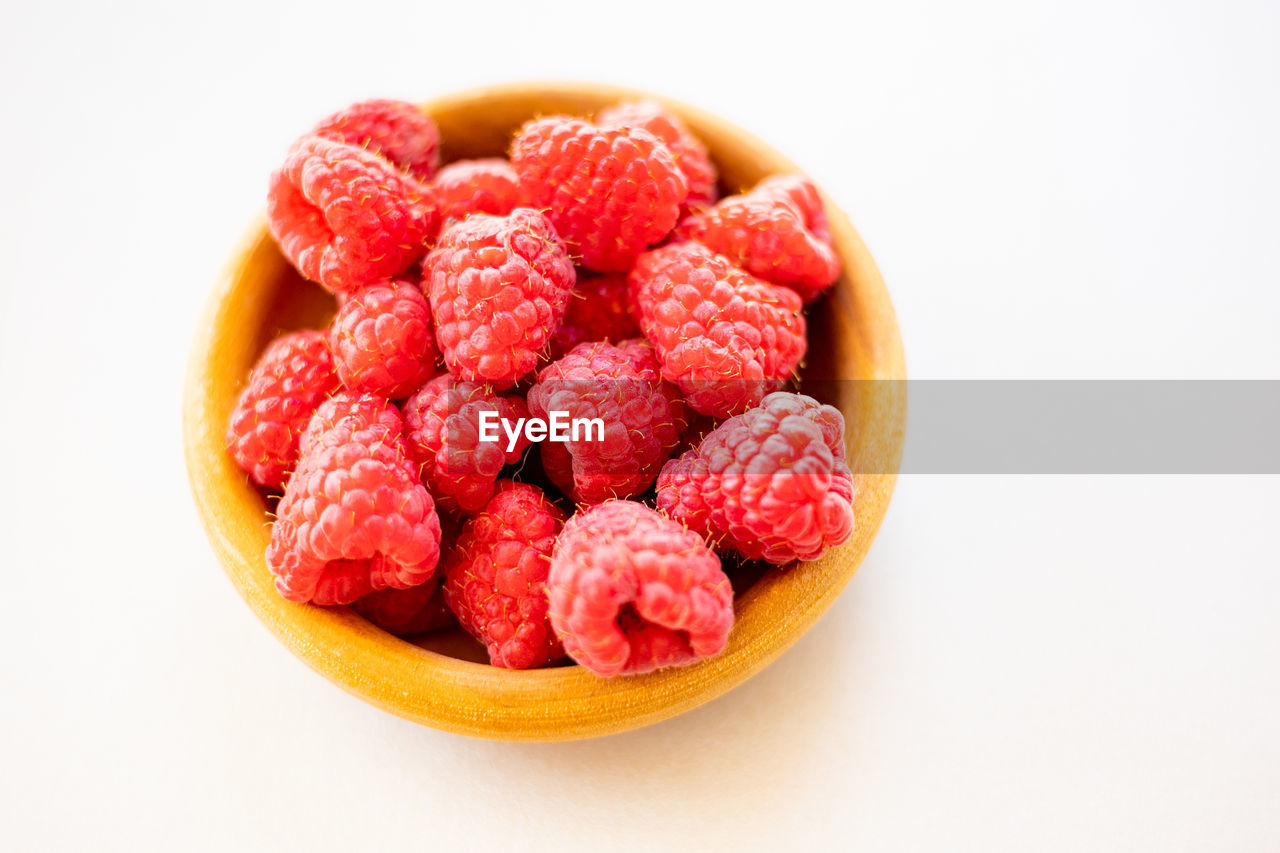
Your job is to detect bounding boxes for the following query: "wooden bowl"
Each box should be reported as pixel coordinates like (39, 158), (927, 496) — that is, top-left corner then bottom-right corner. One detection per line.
(183, 82), (906, 741)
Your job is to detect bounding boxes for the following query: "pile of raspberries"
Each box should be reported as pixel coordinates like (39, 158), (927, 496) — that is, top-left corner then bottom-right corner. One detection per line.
(226, 98), (855, 677)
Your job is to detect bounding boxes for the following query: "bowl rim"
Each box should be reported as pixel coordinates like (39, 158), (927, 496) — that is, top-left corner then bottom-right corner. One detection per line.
(183, 81), (907, 741)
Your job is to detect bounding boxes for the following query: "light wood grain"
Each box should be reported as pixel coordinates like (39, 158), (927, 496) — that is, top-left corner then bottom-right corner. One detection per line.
(182, 82), (907, 741)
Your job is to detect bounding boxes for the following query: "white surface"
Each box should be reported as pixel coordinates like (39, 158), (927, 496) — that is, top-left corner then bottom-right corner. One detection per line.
(2, 1), (1278, 849)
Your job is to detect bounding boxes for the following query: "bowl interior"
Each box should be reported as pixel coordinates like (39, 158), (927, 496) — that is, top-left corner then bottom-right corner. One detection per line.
(184, 82), (906, 741)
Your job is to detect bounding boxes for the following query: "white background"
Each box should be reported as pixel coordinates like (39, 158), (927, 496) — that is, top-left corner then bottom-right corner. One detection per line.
(2, 0), (1278, 849)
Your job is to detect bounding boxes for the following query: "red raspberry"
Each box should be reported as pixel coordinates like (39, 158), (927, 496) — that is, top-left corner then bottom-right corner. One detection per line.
(510, 116), (688, 272)
(547, 500), (733, 677)
(443, 481), (566, 669)
(548, 271), (639, 358)
(352, 513), (458, 635)
(311, 99), (441, 182)
(629, 242), (806, 418)
(416, 586), (457, 632)
(351, 578), (443, 636)
(753, 174), (831, 237)
(401, 374), (531, 514)
(597, 100), (718, 211)
(226, 330), (339, 491)
(528, 340), (685, 504)
(433, 158), (530, 224)
(656, 392), (855, 565)
(329, 279), (437, 399)
(267, 393), (441, 605)
(267, 135), (437, 293)
(423, 209), (575, 389)
(676, 173), (839, 303)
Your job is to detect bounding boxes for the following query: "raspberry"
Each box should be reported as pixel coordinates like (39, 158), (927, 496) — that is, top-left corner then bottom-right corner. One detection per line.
(527, 340), (685, 504)
(267, 393), (441, 605)
(597, 100), (718, 211)
(629, 242), (806, 418)
(352, 513), (458, 635)
(416, 586), (457, 632)
(351, 578), (443, 636)
(676, 174), (839, 303)
(423, 208), (575, 388)
(753, 174), (831, 237)
(433, 158), (530, 224)
(548, 271), (639, 358)
(311, 99), (441, 182)
(329, 279), (437, 399)
(442, 481), (566, 669)
(401, 374), (531, 514)
(267, 135), (437, 293)
(547, 500), (733, 677)
(655, 392), (855, 565)
(510, 116), (688, 272)
(226, 330), (339, 491)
